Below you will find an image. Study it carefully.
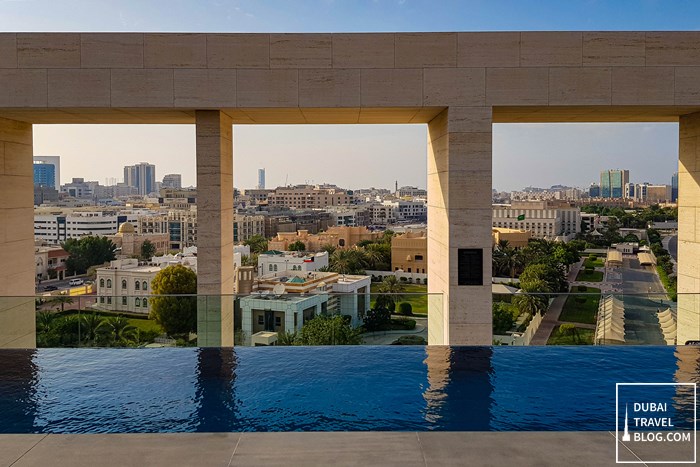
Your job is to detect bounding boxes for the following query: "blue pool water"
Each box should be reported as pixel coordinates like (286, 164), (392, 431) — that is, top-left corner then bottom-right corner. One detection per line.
(0, 346), (698, 433)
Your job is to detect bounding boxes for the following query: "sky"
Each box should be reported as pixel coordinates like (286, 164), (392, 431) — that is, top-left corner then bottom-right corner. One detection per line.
(10, 0), (699, 191)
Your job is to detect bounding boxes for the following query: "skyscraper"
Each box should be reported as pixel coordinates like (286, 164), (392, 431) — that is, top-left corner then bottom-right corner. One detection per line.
(33, 156), (60, 189)
(257, 168), (266, 189)
(33, 162), (56, 188)
(672, 172), (679, 202)
(588, 183), (600, 198)
(124, 162), (156, 195)
(600, 169), (630, 199)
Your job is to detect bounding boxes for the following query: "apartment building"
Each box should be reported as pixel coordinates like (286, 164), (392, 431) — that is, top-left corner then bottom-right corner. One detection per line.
(268, 226), (380, 251)
(257, 251), (329, 276)
(234, 215), (266, 243)
(267, 185), (353, 209)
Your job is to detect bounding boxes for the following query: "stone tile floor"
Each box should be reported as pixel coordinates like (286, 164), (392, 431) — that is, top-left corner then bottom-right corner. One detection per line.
(1, 431), (691, 466)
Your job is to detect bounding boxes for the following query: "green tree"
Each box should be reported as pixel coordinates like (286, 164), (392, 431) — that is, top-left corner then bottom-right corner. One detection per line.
(62, 236), (117, 275)
(243, 234), (268, 254)
(558, 323), (580, 344)
(376, 275), (406, 312)
(288, 240), (306, 251)
(149, 265), (197, 338)
(296, 314), (363, 345)
(513, 279), (551, 316)
(494, 242), (524, 278)
(81, 313), (105, 346)
(320, 244), (337, 255)
(99, 316), (138, 346)
(277, 331), (298, 346)
(492, 303), (517, 334)
(328, 248), (367, 275)
(50, 295), (74, 313)
(520, 262), (568, 293)
(362, 243), (391, 271)
(241, 253), (259, 267)
(140, 239), (157, 260)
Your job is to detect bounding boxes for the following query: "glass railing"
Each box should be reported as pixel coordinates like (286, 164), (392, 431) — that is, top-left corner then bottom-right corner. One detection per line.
(493, 290), (691, 346)
(22, 292), (442, 348)
(1, 290), (698, 348)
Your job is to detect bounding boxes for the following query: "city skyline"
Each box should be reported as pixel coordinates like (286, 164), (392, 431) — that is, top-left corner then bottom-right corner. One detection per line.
(34, 122), (679, 192)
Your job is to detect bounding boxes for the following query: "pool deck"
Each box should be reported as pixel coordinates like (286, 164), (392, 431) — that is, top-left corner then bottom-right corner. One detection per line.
(0, 431), (685, 466)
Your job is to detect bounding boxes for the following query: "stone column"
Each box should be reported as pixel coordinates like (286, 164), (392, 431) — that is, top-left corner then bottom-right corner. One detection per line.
(427, 107), (492, 345)
(196, 110), (234, 347)
(0, 117), (35, 348)
(678, 113), (700, 344)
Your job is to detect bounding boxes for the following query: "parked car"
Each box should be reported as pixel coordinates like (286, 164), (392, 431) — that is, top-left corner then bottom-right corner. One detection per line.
(44, 285), (58, 291)
(68, 279), (84, 286)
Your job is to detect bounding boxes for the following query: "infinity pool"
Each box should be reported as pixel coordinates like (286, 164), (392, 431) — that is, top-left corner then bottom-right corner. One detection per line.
(0, 346), (697, 433)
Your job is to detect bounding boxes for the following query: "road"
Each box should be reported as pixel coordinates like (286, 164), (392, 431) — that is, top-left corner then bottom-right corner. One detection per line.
(619, 256), (667, 345)
(36, 275), (89, 293)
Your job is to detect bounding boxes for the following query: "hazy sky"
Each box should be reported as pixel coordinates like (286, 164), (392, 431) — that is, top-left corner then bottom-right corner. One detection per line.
(11, 0), (697, 191)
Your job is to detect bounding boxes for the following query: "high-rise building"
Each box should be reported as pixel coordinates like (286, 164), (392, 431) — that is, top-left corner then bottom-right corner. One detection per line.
(33, 161), (56, 188)
(33, 156), (60, 189)
(257, 168), (266, 189)
(162, 173), (182, 189)
(600, 169), (630, 199)
(124, 163), (156, 196)
(672, 172), (679, 202)
(588, 183), (600, 198)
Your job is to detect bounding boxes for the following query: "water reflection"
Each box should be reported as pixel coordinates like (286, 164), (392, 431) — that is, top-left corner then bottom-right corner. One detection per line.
(0, 350), (38, 433)
(194, 348), (239, 432)
(673, 346), (700, 429)
(423, 346), (493, 430)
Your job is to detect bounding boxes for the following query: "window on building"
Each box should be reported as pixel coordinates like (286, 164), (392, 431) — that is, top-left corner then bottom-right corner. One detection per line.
(100, 296), (104, 304)
(415, 255), (423, 261)
(135, 281), (140, 291)
(142, 281), (148, 291)
(269, 264), (273, 272)
(135, 298), (141, 307)
(275, 316), (282, 327)
(143, 298), (148, 307)
(122, 296), (127, 306)
(274, 264), (278, 271)
(121, 279), (127, 289)
(258, 315), (264, 325)
(100, 278), (104, 288)
(107, 297), (112, 305)
(106, 279), (112, 288)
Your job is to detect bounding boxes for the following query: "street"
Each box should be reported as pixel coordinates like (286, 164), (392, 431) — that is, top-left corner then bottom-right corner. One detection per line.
(619, 256), (667, 345)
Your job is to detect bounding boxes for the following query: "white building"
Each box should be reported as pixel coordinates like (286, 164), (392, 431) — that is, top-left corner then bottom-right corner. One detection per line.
(396, 186), (427, 198)
(95, 258), (196, 314)
(240, 270), (371, 344)
(492, 200), (581, 241)
(257, 250), (329, 276)
(34, 210), (141, 243)
(382, 200), (427, 222)
(370, 203), (398, 225)
(162, 174), (182, 189)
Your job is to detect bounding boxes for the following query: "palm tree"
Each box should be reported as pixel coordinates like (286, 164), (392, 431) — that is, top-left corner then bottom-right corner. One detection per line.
(376, 275), (406, 312)
(36, 310), (55, 333)
(321, 244), (337, 255)
(50, 295), (74, 313)
(99, 316), (138, 346)
(513, 279), (551, 316)
(362, 243), (390, 270)
(495, 243), (523, 279)
(81, 313), (105, 346)
(329, 248), (366, 275)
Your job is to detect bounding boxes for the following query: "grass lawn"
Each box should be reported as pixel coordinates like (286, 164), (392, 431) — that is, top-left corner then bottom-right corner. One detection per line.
(370, 283), (428, 314)
(576, 270), (604, 282)
(583, 258), (605, 268)
(547, 325), (594, 345)
(61, 310), (163, 334)
(559, 287), (601, 324)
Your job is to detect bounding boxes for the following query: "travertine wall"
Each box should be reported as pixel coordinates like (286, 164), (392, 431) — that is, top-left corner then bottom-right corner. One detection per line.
(0, 117), (35, 348)
(678, 112), (700, 345)
(195, 110), (234, 347)
(1, 32), (700, 347)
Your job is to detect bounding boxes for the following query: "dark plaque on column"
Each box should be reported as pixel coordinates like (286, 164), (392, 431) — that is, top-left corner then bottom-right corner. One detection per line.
(457, 249), (483, 286)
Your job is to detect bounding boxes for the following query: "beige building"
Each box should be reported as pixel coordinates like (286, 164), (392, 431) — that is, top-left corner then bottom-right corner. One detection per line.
(492, 228), (532, 248)
(492, 200), (581, 241)
(234, 214), (266, 243)
(3, 32), (700, 348)
(107, 222), (170, 258)
(267, 185), (353, 209)
(391, 231), (427, 274)
(268, 226), (380, 251)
